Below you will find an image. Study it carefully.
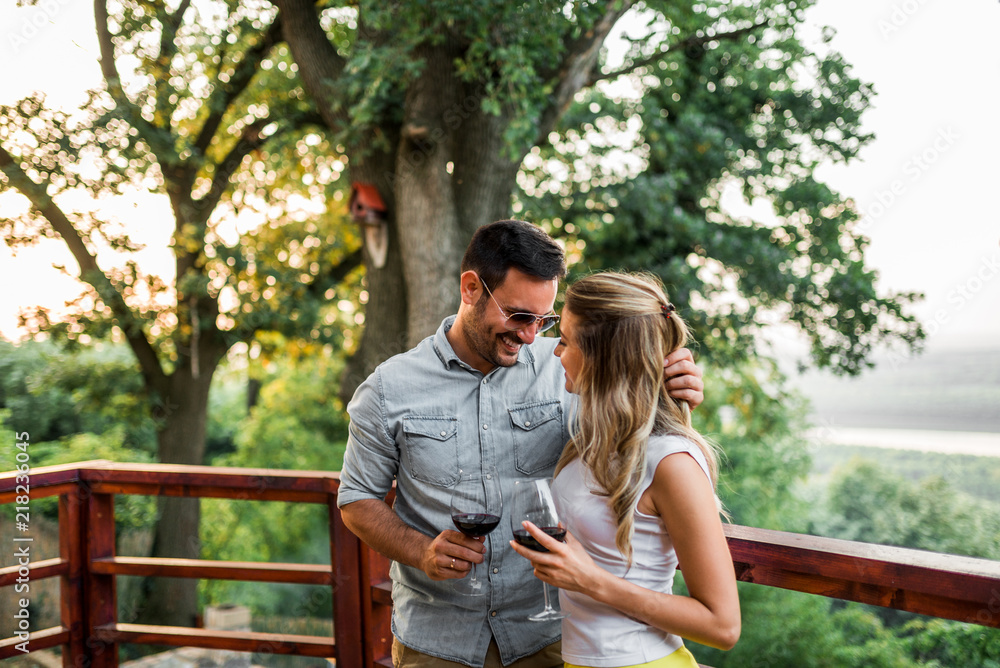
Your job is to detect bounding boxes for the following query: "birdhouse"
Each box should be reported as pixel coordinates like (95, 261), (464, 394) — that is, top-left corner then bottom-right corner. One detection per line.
(349, 182), (389, 268)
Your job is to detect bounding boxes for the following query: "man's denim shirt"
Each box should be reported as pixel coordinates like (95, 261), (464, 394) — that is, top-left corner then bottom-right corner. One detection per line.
(338, 316), (572, 667)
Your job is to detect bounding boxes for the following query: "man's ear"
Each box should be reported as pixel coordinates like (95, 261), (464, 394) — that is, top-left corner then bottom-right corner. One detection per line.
(459, 270), (482, 306)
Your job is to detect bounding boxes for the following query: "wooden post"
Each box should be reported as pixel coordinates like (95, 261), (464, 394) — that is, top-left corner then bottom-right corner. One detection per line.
(86, 493), (118, 668)
(59, 490), (86, 666)
(329, 492), (365, 668)
(361, 545), (393, 668)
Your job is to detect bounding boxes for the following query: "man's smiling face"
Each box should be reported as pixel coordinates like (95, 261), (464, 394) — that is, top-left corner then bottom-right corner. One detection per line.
(461, 268), (559, 372)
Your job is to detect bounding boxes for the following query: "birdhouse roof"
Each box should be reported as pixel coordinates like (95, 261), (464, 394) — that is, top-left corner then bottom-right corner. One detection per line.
(350, 182), (386, 212)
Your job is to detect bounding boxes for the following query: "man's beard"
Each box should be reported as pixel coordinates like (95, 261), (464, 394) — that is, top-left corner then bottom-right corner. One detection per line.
(463, 301), (523, 369)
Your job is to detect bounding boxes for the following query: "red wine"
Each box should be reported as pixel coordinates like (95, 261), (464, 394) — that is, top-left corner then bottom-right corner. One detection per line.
(512, 527), (566, 552)
(452, 513), (501, 537)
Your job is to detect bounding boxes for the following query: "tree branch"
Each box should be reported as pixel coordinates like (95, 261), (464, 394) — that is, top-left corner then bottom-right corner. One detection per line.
(152, 0), (192, 134)
(0, 143), (166, 385)
(308, 247), (363, 299)
(534, 0), (636, 145)
(170, 0), (193, 29)
(196, 118), (273, 217)
(93, 0), (128, 102)
(588, 20), (769, 87)
(272, 0), (351, 134)
(93, 0), (177, 160)
(196, 105), (327, 219)
(193, 14), (285, 156)
(228, 247), (364, 345)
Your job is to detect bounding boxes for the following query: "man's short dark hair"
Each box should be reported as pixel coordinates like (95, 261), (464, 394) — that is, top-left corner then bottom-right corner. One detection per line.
(461, 220), (567, 289)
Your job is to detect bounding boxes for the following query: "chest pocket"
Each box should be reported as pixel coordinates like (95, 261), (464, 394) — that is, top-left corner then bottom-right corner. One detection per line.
(401, 416), (460, 487)
(508, 400), (565, 476)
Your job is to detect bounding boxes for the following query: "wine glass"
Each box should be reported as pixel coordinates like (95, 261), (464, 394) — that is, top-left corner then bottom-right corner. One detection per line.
(450, 470), (502, 596)
(510, 478), (568, 621)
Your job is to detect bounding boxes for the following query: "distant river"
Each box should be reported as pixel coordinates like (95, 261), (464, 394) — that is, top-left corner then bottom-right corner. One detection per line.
(805, 427), (1000, 458)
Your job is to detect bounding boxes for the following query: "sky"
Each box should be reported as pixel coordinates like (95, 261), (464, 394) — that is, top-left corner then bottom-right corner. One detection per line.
(1, 0), (998, 353)
(800, 0), (1000, 352)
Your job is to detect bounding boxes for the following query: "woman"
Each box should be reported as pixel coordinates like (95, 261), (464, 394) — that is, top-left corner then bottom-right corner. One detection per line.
(510, 271), (740, 668)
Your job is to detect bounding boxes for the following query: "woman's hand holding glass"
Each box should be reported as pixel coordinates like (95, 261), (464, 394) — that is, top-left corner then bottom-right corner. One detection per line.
(509, 518), (605, 598)
(509, 478), (570, 621)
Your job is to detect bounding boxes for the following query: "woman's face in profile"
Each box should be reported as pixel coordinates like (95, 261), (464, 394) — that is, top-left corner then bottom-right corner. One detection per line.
(553, 307), (584, 394)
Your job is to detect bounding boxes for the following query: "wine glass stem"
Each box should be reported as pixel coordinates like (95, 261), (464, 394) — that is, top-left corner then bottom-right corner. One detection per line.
(471, 562), (478, 584)
(542, 582), (554, 611)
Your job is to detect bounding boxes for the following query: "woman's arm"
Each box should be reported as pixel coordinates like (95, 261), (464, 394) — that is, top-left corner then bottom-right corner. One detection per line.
(510, 452), (740, 650)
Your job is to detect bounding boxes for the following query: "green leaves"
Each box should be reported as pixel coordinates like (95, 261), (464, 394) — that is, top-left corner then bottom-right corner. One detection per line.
(521, 0), (922, 375)
(0, 0), (368, 361)
(693, 358), (813, 529)
(0, 339), (157, 453)
(812, 458), (1000, 561)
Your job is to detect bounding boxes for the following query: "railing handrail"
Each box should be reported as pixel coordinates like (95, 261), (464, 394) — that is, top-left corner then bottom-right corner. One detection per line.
(2, 461), (999, 668)
(1, 460), (344, 502)
(724, 524), (1000, 627)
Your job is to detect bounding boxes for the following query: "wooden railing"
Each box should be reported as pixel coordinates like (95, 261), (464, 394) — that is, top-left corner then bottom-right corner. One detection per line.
(2, 461), (999, 668)
(0, 460), (392, 667)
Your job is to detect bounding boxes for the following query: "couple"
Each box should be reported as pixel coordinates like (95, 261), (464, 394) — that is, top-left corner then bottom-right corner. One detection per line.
(338, 220), (740, 668)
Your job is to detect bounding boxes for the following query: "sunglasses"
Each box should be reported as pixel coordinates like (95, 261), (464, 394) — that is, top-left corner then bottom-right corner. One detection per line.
(477, 275), (560, 333)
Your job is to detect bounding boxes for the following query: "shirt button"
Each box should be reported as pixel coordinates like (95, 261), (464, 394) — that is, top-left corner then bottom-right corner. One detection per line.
(440, 431), (447, 437)
(482, 424), (488, 430)
(493, 568), (499, 574)
(490, 611), (497, 617)
(486, 474), (492, 480)
(524, 421), (531, 427)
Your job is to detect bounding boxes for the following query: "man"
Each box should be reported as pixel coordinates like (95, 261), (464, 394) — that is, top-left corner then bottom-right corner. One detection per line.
(338, 220), (705, 668)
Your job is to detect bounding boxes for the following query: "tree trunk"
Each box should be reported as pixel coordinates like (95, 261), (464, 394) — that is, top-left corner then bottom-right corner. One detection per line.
(337, 141), (410, 406)
(337, 212), (409, 406)
(272, 0), (409, 404)
(135, 349), (220, 627)
(394, 44), (466, 345)
(339, 79), (524, 400)
(277, 0), (527, 399)
(451, 96), (527, 241)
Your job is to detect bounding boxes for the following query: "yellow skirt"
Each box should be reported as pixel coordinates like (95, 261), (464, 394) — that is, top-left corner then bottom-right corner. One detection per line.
(565, 645), (699, 668)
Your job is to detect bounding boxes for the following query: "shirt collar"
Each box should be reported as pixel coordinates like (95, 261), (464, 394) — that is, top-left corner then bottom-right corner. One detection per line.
(433, 315), (536, 372)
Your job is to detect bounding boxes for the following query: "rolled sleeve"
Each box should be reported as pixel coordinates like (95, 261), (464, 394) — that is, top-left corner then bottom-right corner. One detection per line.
(337, 369), (398, 508)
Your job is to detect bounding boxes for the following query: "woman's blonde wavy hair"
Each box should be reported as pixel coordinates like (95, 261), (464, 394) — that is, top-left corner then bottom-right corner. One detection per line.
(555, 271), (721, 565)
